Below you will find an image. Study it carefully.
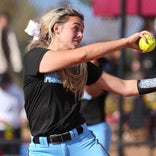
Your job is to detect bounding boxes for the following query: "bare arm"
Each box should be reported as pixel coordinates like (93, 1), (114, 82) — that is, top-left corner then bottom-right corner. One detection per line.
(39, 31), (152, 73)
(93, 72), (139, 97)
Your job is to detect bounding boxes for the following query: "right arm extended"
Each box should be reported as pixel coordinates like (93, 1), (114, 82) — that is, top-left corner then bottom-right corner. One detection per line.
(39, 31), (153, 73)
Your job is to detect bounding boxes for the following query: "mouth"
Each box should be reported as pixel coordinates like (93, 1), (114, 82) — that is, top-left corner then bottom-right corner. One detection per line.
(73, 42), (80, 48)
(73, 39), (81, 45)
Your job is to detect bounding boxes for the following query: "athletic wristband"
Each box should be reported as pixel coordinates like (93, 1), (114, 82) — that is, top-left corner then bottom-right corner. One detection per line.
(137, 78), (156, 94)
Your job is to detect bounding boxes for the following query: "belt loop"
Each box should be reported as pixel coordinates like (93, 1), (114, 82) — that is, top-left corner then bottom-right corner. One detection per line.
(73, 128), (79, 137)
(81, 123), (87, 131)
(69, 129), (74, 139)
(31, 136), (33, 142)
(39, 137), (49, 147)
(69, 127), (80, 140)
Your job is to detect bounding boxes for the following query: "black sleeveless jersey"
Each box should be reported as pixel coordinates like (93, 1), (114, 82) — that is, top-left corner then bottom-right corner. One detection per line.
(23, 47), (102, 136)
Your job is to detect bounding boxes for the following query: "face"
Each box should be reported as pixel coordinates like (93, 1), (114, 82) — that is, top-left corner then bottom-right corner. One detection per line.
(0, 16), (9, 29)
(53, 16), (84, 50)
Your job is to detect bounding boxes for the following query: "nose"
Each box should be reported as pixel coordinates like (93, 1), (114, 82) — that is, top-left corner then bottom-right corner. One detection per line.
(78, 31), (83, 39)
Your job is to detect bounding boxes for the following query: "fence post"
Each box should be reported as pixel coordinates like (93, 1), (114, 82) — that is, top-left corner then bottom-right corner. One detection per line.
(117, 0), (127, 156)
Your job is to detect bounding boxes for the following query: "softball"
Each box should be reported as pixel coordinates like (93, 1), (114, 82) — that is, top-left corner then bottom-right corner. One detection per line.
(138, 34), (156, 52)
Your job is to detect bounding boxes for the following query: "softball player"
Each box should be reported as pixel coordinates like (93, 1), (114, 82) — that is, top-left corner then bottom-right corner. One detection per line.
(23, 7), (155, 156)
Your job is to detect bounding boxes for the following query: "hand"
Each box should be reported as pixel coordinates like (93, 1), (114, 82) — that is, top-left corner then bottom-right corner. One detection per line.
(126, 30), (154, 51)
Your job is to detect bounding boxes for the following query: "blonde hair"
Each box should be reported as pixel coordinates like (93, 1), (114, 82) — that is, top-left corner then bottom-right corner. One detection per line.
(26, 7), (84, 50)
(26, 7), (87, 100)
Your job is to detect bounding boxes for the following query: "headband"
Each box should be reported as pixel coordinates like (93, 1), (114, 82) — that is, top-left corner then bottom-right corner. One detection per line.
(24, 20), (41, 41)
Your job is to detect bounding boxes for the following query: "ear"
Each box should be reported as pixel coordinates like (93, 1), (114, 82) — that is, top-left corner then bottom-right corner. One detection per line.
(53, 23), (61, 34)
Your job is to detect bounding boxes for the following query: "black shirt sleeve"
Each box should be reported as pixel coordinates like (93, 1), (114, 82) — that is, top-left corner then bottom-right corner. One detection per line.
(24, 49), (102, 84)
(86, 62), (102, 85)
(23, 47), (48, 76)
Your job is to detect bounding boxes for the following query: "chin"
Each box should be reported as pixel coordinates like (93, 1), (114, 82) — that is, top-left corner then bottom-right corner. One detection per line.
(70, 46), (77, 49)
(73, 44), (79, 48)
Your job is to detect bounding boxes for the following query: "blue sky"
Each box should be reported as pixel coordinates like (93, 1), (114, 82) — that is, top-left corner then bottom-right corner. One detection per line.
(29, 0), (90, 16)
(29, 0), (61, 10)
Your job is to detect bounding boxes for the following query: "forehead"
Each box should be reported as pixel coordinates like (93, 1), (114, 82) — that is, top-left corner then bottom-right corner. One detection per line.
(66, 16), (84, 28)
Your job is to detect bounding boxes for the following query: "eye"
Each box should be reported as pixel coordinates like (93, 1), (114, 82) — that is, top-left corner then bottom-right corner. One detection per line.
(73, 26), (84, 35)
(73, 26), (79, 32)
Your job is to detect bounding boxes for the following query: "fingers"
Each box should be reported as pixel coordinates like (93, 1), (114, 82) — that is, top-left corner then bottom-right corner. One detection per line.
(126, 30), (154, 50)
(135, 30), (154, 45)
(140, 30), (155, 40)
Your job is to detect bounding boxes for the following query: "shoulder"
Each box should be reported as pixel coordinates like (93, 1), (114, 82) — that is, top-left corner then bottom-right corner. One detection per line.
(23, 47), (49, 75)
(26, 47), (48, 54)
(24, 47), (49, 59)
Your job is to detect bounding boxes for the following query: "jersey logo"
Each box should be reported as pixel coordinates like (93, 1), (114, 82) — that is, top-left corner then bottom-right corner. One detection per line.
(44, 72), (62, 84)
(82, 90), (92, 100)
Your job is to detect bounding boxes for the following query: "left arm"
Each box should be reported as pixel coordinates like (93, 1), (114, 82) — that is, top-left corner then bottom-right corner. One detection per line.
(93, 71), (139, 97)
